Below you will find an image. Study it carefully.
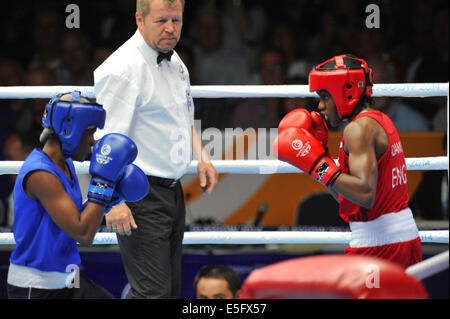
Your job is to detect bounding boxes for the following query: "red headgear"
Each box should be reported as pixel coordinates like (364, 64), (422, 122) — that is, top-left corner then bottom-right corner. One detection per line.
(309, 54), (374, 118)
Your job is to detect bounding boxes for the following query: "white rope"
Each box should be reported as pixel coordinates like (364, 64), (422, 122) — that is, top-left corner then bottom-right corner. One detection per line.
(406, 250), (449, 280)
(192, 83), (450, 98)
(0, 83), (448, 99)
(0, 230), (447, 245)
(0, 157), (447, 176)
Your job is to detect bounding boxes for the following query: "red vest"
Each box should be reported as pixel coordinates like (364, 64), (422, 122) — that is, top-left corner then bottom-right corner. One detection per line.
(338, 111), (409, 222)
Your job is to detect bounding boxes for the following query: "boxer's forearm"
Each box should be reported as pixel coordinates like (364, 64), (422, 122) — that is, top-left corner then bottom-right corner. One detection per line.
(330, 172), (376, 209)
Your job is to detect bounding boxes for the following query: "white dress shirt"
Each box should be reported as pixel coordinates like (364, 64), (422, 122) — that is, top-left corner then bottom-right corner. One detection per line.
(94, 30), (194, 179)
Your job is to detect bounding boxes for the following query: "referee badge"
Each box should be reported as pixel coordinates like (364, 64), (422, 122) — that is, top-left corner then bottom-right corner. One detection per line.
(186, 89), (193, 112)
(179, 64), (186, 81)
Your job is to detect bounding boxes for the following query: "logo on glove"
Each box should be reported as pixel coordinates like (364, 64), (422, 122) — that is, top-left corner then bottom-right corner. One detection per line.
(292, 139), (302, 150)
(101, 144), (111, 156)
(96, 143), (113, 165)
(314, 162), (329, 182)
(292, 139), (311, 158)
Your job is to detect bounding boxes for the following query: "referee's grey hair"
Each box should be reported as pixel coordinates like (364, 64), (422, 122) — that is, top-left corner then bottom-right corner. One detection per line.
(137, 0), (185, 17)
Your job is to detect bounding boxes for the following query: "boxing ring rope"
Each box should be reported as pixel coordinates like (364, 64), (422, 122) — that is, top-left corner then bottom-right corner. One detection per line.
(0, 230), (448, 245)
(0, 157), (448, 176)
(0, 83), (448, 99)
(0, 230), (447, 280)
(406, 250), (449, 280)
(1, 82), (448, 172)
(0, 83), (448, 284)
(0, 230), (449, 280)
(0, 83), (448, 242)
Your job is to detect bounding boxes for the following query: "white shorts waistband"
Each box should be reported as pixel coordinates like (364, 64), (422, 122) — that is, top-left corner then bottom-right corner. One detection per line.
(7, 263), (77, 289)
(349, 208), (419, 248)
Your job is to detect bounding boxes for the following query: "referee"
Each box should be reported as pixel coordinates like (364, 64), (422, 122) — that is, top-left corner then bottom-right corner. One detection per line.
(93, 0), (218, 298)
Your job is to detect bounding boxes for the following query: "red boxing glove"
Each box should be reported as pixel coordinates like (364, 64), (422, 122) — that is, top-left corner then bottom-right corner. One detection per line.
(278, 108), (312, 134)
(310, 111), (328, 148)
(279, 109), (331, 157)
(310, 111), (332, 158)
(310, 156), (342, 187)
(273, 127), (341, 187)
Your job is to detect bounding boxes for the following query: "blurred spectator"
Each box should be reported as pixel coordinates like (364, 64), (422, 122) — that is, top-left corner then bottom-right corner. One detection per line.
(91, 45), (114, 72)
(2, 131), (40, 226)
(431, 106), (447, 132)
(357, 29), (386, 63)
(29, 8), (62, 70)
(429, 7), (449, 132)
(306, 11), (345, 63)
(406, 4), (448, 84)
(220, 1), (268, 72)
(191, 5), (249, 85)
(190, 5), (250, 130)
(15, 66), (57, 135)
(407, 5), (448, 127)
(332, 0), (361, 29)
(177, 44), (212, 129)
(269, 22), (314, 79)
(53, 30), (93, 85)
(90, 0), (137, 49)
(0, 0), (448, 227)
(275, 0), (310, 34)
(0, 58), (26, 214)
(286, 59), (315, 88)
(250, 47), (287, 86)
(281, 76), (317, 118)
(411, 134), (448, 220)
(220, 1), (267, 50)
(356, 27), (408, 83)
(232, 47), (287, 129)
(3, 133), (37, 178)
(369, 58), (429, 132)
(332, 0), (362, 54)
(0, 0), (447, 94)
(268, 22), (306, 75)
(0, 58), (25, 141)
(194, 264), (241, 299)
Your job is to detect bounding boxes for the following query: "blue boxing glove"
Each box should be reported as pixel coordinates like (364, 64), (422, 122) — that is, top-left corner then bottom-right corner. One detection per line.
(88, 133), (138, 206)
(104, 164), (150, 213)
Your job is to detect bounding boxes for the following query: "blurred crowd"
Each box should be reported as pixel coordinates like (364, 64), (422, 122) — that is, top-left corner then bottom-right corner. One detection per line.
(0, 0), (448, 224)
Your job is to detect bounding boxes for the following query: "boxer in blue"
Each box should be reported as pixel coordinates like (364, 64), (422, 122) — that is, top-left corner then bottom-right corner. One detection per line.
(7, 91), (149, 299)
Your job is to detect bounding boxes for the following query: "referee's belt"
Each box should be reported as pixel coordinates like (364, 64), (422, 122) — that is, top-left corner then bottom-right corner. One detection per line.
(148, 176), (179, 188)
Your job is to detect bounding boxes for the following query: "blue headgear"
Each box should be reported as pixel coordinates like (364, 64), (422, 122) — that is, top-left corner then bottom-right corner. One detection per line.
(42, 91), (106, 157)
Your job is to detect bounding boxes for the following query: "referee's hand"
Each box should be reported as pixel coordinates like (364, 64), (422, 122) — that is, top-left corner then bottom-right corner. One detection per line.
(105, 202), (137, 236)
(198, 162), (218, 195)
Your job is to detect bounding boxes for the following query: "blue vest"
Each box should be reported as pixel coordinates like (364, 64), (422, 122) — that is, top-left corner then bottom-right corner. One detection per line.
(10, 149), (82, 272)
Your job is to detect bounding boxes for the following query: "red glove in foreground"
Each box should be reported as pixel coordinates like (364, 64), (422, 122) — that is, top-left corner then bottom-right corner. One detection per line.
(273, 127), (341, 187)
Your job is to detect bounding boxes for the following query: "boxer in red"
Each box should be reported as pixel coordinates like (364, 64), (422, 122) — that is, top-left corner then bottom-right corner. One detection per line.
(273, 54), (422, 268)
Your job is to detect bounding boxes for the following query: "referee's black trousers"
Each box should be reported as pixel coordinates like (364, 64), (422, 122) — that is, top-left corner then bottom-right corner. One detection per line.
(117, 179), (185, 299)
